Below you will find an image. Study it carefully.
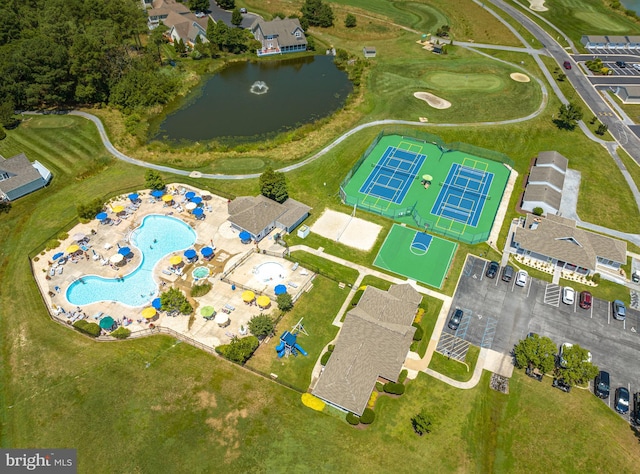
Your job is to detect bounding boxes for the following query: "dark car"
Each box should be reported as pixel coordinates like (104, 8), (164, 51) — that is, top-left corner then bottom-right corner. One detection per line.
(240, 7), (247, 13)
(563, 60), (572, 70)
(502, 265), (514, 282)
(616, 60), (627, 68)
(594, 371), (610, 399)
(612, 300), (626, 321)
(448, 309), (463, 331)
(486, 261), (499, 279)
(614, 387), (630, 414)
(632, 271), (639, 283)
(552, 378), (571, 393)
(579, 291), (592, 310)
(633, 392), (640, 425)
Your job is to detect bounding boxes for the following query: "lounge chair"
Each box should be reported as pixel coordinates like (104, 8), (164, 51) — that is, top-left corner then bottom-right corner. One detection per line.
(224, 303), (235, 312)
(292, 262), (299, 271)
(49, 267), (55, 277)
(162, 269), (172, 275)
(57, 266), (64, 275)
(288, 281), (298, 288)
(92, 311), (103, 320)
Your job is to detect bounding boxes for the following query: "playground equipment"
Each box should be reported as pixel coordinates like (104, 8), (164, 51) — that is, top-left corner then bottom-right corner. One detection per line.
(275, 318), (309, 358)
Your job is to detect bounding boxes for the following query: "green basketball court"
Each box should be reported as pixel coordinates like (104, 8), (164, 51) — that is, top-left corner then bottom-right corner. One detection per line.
(373, 224), (457, 289)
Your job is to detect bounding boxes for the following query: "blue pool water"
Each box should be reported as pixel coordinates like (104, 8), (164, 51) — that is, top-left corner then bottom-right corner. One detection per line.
(66, 214), (196, 307)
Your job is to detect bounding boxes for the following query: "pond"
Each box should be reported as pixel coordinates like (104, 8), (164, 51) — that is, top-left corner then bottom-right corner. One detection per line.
(151, 55), (353, 143)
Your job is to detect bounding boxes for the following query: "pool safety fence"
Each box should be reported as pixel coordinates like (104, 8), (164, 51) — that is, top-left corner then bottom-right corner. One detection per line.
(219, 249), (256, 282)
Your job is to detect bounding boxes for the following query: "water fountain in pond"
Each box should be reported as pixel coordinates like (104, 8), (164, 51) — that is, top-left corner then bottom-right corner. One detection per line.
(250, 81), (269, 95)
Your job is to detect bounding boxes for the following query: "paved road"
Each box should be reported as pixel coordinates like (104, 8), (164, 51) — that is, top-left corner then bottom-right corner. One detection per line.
(207, 1), (259, 28)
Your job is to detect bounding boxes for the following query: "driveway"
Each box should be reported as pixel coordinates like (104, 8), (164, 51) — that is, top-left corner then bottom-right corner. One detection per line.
(443, 255), (640, 420)
(207, 1), (260, 28)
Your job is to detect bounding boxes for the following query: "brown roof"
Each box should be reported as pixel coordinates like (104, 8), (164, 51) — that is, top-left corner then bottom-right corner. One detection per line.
(514, 214), (626, 270)
(149, 0), (190, 17)
(535, 151), (568, 172)
(313, 285), (420, 415)
(278, 198), (312, 228)
(227, 195), (310, 235)
(522, 184), (562, 211)
(251, 18), (307, 48)
(0, 153), (44, 194)
(528, 167), (565, 191)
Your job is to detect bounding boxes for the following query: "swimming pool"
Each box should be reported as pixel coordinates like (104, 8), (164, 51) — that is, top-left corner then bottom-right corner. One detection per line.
(66, 214), (196, 307)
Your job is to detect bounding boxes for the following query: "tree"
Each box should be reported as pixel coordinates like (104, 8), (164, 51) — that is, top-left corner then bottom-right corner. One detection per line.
(513, 334), (557, 374)
(436, 25), (450, 37)
(557, 344), (599, 386)
(217, 0), (236, 9)
(411, 410), (432, 436)
(174, 38), (187, 56)
(216, 335), (259, 363)
(160, 288), (193, 314)
(596, 123), (608, 135)
(149, 24), (168, 64)
(231, 8), (243, 27)
(0, 200), (12, 214)
(277, 293), (293, 312)
(247, 314), (275, 338)
(345, 13), (357, 28)
(189, 0), (209, 12)
(145, 169), (165, 191)
(301, 0), (334, 27)
(259, 167), (288, 203)
(557, 73), (566, 82)
(0, 97), (18, 128)
(77, 198), (105, 220)
(554, 102), (583, 130)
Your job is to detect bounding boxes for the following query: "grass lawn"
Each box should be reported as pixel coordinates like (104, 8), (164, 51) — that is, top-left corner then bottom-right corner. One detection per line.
(245, 276), (343, 391)
(429, 345), (481, 382)
(411, 296), (444, 357)
(288, 250), (360, 285)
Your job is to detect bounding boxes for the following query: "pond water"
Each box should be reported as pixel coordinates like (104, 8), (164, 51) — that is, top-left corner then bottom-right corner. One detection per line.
(151, 55), (353, 143)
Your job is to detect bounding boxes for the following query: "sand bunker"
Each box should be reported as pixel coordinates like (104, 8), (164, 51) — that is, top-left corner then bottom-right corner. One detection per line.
(528, 0), (548, 12)
(413, 92), (451, 110)
(510, 73), (530, 83)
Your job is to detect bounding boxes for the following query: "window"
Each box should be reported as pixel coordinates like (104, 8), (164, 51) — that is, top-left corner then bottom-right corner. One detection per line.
(295, 31), (301, 38)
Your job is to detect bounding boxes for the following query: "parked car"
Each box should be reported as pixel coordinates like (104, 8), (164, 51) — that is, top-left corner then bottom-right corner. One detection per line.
(579, 291), (592, 309)
(515, 270), (528, 287)
(562, 287), (576, 305)
(632, 271), (640, 283)
(614, 387), (630, 414)
(552, 378), (571, 393)
(634, 63), (640, 71)
(612, 300), (626, 321)
(632, 392), (640, 425)
(448, 308), (463, 331)
(240, 7), (248, 13)
(559, 342), (592, 368)
(594, 371), (610, 399)
(502, 265), (514, 282)
(486, 261), (499, 279)
(616, 60), (627, 68)
(563, 60), (572, 70)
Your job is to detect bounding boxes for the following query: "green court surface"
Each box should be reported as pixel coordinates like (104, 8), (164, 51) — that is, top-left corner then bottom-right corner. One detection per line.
(341, 134), (511, 244)
(373, 224), (457, 289)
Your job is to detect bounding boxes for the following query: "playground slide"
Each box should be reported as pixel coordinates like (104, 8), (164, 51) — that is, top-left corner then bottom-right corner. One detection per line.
(275, 342), (285, 352)
(277, 349), (286, 358)
(294, 343), (308, 356)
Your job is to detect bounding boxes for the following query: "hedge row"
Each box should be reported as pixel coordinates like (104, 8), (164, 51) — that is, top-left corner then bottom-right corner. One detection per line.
(110, 327), (131, 339)
(73, 320), (101, 337)
(320, 351), (332, 366)
(383, 382), (405, 395)
(412, 323), (424, 341)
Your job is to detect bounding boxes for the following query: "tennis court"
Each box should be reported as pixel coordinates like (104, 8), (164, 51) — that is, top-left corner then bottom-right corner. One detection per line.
(373, 224), (457, 289)
(340, 134), (511, 244)
(431, 163), (494, 227)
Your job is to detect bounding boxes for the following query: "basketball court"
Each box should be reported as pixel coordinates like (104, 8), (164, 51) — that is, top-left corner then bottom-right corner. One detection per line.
(373, 224), (457, 289)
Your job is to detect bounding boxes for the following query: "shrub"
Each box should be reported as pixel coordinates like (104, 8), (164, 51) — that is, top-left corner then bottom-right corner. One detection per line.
(591, 273), (601, 284)
(375, 381), (384, 392)
(367, 391), (378, 408)
(57, 232), (69, 240)
(320, 351), (332, 366)
(346, 412), (360, 425)
(412, 323), (424, 341)
(413, 308), (425, 324)
(383, 382), (405, 395)
(248, 314), (274, 338)
(276, 292), (293, 312)
(0, 127), (6, 140)
(398, 369), (408, 384)
(161, 287), (193, 314)
(77, 198), (105, 221)
(301, 393), (325, 411)
(216, 336), (259, 364)
(191, 283), (212, 297)
(73, 320), (101, 337)
(328, 344), (335, 352)
(45, 239), (60, 251)
(532, 207), (544, 216)
(360, 408), (375, 424)
(350, 289), (364, 306)
(110, 327), (131, 339)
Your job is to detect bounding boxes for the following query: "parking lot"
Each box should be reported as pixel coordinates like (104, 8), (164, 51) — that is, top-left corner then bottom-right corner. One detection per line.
(441, 256), (640, 420)
(602, 61), (640, 76)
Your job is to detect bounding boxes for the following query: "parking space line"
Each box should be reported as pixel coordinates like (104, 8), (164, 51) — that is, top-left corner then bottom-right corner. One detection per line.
(573, 299), (577, 313)
(608, 303), (611, 325)
(527, 280), (532, 298)
(590, 305), (593, 319)
(480, 261), (486, 281)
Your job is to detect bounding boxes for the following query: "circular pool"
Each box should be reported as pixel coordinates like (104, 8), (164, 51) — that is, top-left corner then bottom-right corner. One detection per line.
(193, 266), (210, 279)
(255, 262), (285, 282)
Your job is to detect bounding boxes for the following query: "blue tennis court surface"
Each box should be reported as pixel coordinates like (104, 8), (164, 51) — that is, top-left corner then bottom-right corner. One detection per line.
(359, 146), (426, 204)
(431, 164), (494, 227)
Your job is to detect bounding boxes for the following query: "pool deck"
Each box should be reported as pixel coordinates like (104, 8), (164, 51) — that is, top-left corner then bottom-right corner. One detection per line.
(33, 184), (314, 349)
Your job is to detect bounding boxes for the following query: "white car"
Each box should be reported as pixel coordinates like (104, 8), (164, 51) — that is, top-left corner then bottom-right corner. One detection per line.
(633, 63), (640, 71)
(559, 342), (592, 368)
(515, 270), (528, 287)
(562, 286), (576, 305)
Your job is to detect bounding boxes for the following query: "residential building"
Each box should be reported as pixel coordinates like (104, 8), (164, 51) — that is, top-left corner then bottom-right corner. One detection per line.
(250, 18), (307, 56)
(0, 153), (52, 201)
(521, 151), (568, 216)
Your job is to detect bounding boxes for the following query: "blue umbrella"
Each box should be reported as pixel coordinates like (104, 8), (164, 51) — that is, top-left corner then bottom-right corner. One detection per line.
(274, 284), (287, 295)
(201, 246), (213, 257)
(184, 249), (197, 259)
(239, 231), (251, 241)
(192, 207), (204, 217)
(151, 297), (162, 310)
(96, 212), (108, 221)
(128, 193), (139, 201)
(118, 247), (131, 256)
(52, 252), (64, 261)
(185, 191), (196, 199)
(190, 196), (202, 205)
(151, 189), (164, 198)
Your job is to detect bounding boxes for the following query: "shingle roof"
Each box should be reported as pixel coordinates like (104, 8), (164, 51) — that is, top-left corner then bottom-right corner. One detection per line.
(528, 166), (565, 191)
(313, 285), (420, 415)
(227, 195), (310, 235)
(277, 198), (312, 228)
(583, 35), (607, 44)
(535, 151), (568, 172)
(522, 184), (562, 211)
(251, 18), (307, 48)
(607, 35), (628, 43)
(0, 153), (44, 194)
(514, 214), (626, 270)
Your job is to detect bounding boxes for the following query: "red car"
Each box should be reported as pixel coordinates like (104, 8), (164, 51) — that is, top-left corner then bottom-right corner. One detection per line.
(563, 60), (572, 70)
(579, 291), (592, 309)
